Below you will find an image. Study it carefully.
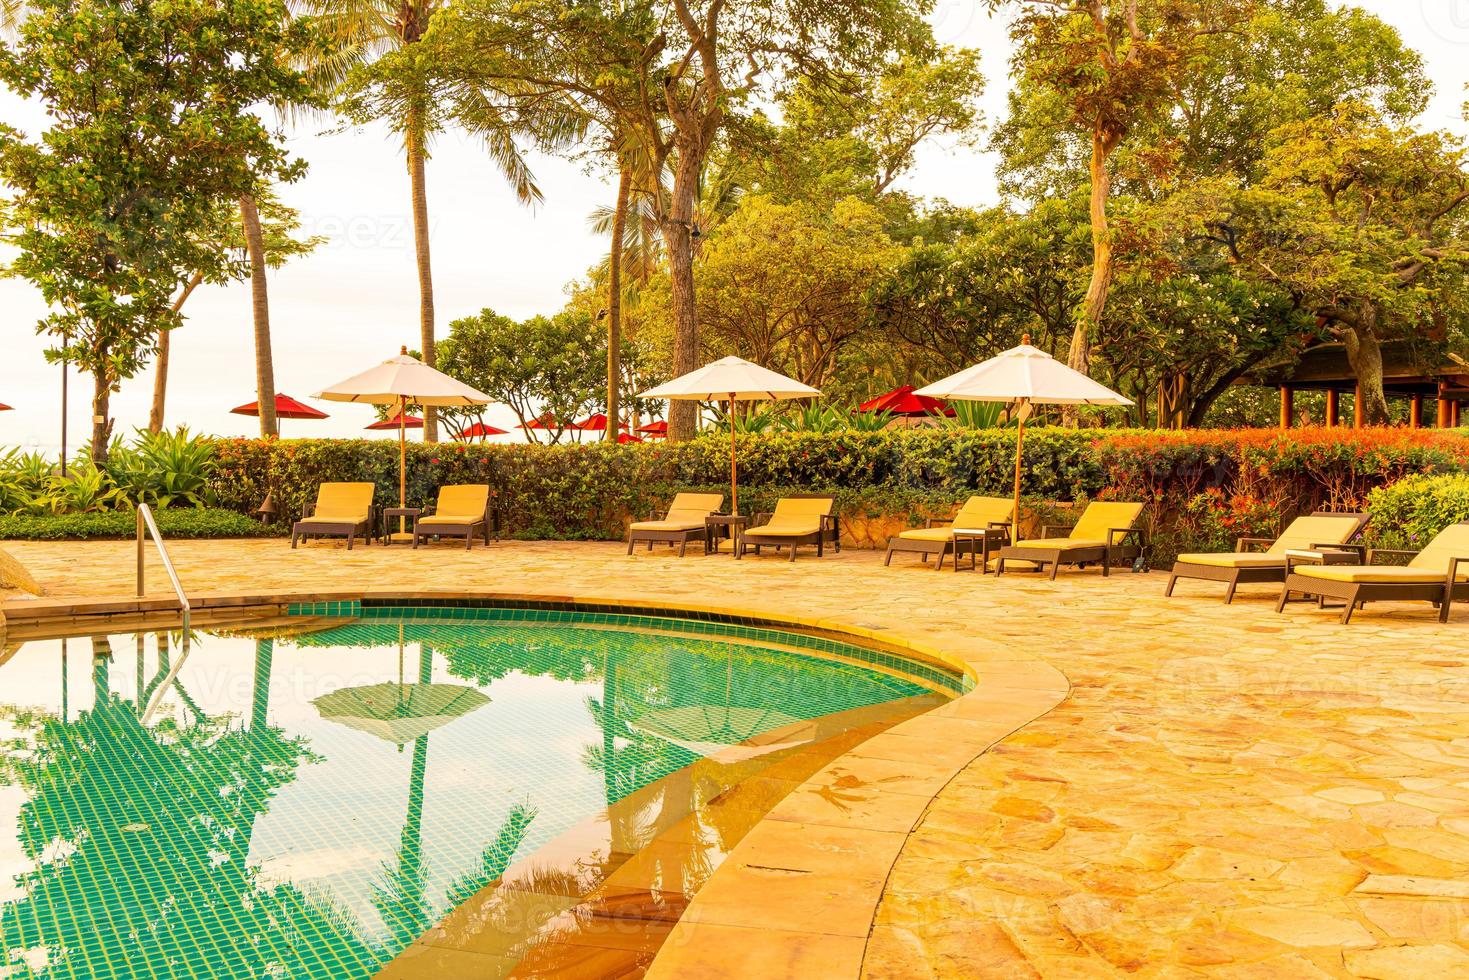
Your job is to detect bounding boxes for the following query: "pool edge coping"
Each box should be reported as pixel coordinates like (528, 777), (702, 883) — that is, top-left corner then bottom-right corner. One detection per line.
(0, 586), (1070, 978)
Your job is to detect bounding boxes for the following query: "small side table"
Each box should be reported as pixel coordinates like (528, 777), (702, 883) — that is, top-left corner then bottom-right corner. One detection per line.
(705, 514), (749, 558)
(380, 507), (422, 546)
(951, 527), (1011, 574)
(1284, 547), (1361, 607)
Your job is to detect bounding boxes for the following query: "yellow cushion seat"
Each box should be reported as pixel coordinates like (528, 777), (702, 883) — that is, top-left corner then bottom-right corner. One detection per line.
(1176, 553), (1288, 569)
(630, 519), (707, 532)
(304, 482), (374, 523)
(1295, 565), (1469, 585)
(745, 523), (822, 537)
(747, 497), (834, 538)
(897, 526), (958, 543)
(1007, 537), (1111, 551)
(418, 513), (485, 526)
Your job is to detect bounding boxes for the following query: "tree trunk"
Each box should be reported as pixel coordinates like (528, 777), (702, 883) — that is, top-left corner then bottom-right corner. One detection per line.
(240, 194), (279, 439)
(1343, 310), (1391, 425)
(148, 272), (205, 434)
(407, 109), (438, 443)
(1068, 131), (1118, 421)
(663, 153), (703, 442)
(606, 162), (631, 442)
(91, 366), (113, 465)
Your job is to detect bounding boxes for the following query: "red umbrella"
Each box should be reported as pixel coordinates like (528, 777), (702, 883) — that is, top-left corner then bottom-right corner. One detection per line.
(856, 385), (955, 417)
(575, 413), (630, 431)
(635, 420), (668, 438)
(455, 421), (509, 440)
(230, 393), (328, 436)
(616, 432), (643, 444)
(231, 393), (330, 420)
(524, 412), (565, 430)
(367, 412), (423, 431)
(0, 403), (11, 412)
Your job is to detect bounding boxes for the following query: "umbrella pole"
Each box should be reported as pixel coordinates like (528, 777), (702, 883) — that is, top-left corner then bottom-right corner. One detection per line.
(729, 394), (738, 516)
(398, 395), (407, 534)
(1011, 400), (1027, 541)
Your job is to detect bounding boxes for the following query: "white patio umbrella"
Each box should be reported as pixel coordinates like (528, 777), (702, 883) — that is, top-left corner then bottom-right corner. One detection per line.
(316, 347), (494, 528)
(915, 336), (1133, 535)
(640, 356), (820, 514)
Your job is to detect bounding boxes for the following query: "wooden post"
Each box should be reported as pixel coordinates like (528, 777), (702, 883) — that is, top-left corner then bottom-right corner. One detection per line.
(1279, 386), (1294, 429)
(1454, 401), (1463, 429)
(1439, 388), (1453, 429)
(1410, 394), (1423, 429)
(1353, 384), (1365, 428)
(1325, 389), (1340, 428)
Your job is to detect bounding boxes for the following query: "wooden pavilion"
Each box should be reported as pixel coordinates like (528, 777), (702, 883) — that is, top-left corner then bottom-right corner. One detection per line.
(1239, 342), (1468, 428)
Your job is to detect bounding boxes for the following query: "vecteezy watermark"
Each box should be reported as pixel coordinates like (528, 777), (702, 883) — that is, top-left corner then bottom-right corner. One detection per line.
(1422, 1), (1469, 45)
(298, 214), (424, 251)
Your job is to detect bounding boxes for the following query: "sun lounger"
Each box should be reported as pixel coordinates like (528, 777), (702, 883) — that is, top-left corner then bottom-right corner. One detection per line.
(996, 501), (1145, 579)
(626, 492), (726, 557)
(1166, 511), (1370, 603)
(884, 495), (1013, 572)
(413, 484), (496, 550)
(1276, 522), (1469, 624)
(740, 495), (840, 562)
(291, 482), (376, 551)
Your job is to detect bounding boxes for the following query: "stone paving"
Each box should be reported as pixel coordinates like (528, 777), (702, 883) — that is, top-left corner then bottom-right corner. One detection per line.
(4, 537), (1469, 978)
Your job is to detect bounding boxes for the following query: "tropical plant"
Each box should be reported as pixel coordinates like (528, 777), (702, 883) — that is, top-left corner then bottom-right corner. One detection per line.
(40, 463), (125, 515)
(942, 401), (1015, 430)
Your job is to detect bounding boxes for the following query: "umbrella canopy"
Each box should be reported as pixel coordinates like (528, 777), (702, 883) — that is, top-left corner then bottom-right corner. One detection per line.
(574, 413), (629, 432)
(316, 348), (493, 515)
(312, 681), (490, 746)
(523, 413), (566, 431)
(915, 337), (1132, 535)
(455, 422), (509, 440)
(856, 385), (954, 417)
(640, 357), (820, 515)
(630, 705), (816, 764)
(616, 432), (643, 444)
(231, 393), (329, 421)
(366, 412), (423, 431)
(636, 420), (668, 438)
(0, 403), (11, 412)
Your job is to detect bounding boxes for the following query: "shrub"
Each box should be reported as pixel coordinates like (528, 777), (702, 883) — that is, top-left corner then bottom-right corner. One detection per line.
(0, 507), (269, 541)
(1365, 474), (1469, 551)
(201, 428), (1469, 564)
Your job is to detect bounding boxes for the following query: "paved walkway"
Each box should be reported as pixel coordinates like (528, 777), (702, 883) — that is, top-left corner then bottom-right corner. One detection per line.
(4, 537), (1468, 978)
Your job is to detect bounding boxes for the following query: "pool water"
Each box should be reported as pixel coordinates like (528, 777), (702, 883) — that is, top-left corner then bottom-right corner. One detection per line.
(0, 607), (952, 979)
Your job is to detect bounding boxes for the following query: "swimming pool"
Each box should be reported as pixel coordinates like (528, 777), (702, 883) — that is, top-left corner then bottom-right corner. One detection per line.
(0, 605), (957, 978)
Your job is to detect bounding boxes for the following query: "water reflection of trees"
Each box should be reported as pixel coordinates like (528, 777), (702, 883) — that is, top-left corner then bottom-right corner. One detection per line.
(0, 637), (382, 980)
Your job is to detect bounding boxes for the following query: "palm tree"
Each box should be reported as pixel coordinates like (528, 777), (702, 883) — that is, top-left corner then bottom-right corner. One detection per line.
(303, 0), (550, 443)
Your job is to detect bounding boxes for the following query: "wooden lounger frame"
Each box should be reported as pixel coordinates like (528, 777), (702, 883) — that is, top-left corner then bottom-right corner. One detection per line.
(1165, 511), (1370, 603)
(412, 492), (499, 550)
(1275, 524), (1469, 624)
(884, 520), (1012, 572)
(740, 494), (841, 562)
(995, 523), (1146, 580)
(290, 502), (376, 551)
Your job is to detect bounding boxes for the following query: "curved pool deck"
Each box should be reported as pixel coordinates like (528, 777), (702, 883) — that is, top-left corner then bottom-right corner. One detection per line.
(4, 538), (1469, 978)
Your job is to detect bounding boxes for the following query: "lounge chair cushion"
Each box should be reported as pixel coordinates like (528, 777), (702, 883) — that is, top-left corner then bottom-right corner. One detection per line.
(1007, 537), (1110, 552)
(430, 485), (489, 520)
(1070, 502), (1144, 543)
(1295, 565), (1469, 585)
(898, 526), (961, 543)
(1268, 514), (1364, 554)
(901, 496), (1014, 542)
(1409, 523), (1469, 574)
(418, 513), (484, 526)
(301, 482), (374, 523)
(630, 519), (707, 532)
(1175, 552), (1288, 569)
(746, 496), (834, 537)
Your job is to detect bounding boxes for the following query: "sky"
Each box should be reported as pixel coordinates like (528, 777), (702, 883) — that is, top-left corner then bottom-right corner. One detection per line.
(1, 1), (1467, 453)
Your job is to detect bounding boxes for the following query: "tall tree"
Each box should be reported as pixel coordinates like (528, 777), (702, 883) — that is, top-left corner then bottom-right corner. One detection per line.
(312, 0), (551, 442)
(0, 0), (312, 463)
(148, 192), (322, 433)
(989, 0), (1250, 389)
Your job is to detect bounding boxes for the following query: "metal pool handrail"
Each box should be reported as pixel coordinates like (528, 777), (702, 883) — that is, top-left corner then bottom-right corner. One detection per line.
(136, 502), (191, 636)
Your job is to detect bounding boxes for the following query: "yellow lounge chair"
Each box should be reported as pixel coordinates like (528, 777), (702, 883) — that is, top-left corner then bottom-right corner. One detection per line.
(291, 482), (376, 551)
(413, 485), (496, 550)
(884, 495), (1014, 572)
(1276, 522), (1469, 624)
(1167, 511), (1370, 603)
(626, 492), (726, 557)
(996, 501), (1145, 579)
(740, 495), (839, 562)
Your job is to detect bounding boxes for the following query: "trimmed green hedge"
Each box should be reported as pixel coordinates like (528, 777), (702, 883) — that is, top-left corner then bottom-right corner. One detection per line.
(203, 428), (1469, 563)
(1365, 474), (1469, 551)
(0, 507), (271, 541)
